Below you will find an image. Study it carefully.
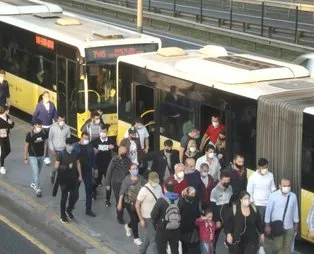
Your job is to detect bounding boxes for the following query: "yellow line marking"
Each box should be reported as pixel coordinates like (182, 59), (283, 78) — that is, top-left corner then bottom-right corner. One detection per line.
(0, 178), (115, 253)
(0, 214), (53, 254)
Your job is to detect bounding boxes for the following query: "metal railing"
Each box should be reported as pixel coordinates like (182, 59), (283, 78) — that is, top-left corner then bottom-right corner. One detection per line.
(102, 0), (314, 46)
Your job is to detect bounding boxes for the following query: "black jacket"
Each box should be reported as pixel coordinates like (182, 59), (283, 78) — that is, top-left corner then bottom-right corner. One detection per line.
(224, 203), (263, 244)
(178, 198), (200, 235)
(225, 163), (248, 197)
(144, 150), (179, 182)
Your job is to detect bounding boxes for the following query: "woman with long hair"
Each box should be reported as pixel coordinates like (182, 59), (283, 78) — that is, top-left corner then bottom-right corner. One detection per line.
(224, 191), (264, 254)
(183, 139), (201, 163)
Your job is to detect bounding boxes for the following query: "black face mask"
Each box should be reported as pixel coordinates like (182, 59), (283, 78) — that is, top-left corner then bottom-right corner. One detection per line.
(165, 149), (172, 153)
(120, 153), (127, 158)
(219, 137), (226, 141)
(184, 196), (195, 203)
(222, 182), (230, 188)
(130, 136), (136, 140)
(235, 163), (244, 169)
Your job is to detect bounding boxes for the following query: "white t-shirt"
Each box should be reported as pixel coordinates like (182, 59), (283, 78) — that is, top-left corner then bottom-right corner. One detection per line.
(129, 140), (139, 165)
(137, 183), (163, 218)
(195, 155), (221, 181)
(247, 170), (276, 206)
(124, 126), (149, 149)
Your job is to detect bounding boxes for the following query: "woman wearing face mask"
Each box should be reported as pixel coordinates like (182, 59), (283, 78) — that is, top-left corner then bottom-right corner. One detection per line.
(199, 163), (217, 211)
(178, 186), (201, 254)
(118, 164), (146, 246)
(183, 139), (201, 163)
(224, 191), (264, 254)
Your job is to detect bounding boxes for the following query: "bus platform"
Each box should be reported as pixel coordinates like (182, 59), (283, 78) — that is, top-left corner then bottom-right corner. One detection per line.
(0, 116), (305, 254)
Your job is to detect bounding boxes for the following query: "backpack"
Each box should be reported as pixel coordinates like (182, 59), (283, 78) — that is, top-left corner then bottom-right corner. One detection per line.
(162, 197), (181, 230)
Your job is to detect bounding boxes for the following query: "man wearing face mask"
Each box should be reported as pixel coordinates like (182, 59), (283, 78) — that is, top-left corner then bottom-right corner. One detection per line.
(200, 115), (224, 152)
(92, 125), (116, 204)
(136, 172), (163, 253)
(210, 170), (233, 253)
(166, 163), (189, 195)
(118, 164), (146, 246)
(81, 111), (104, 142)
(24, 120), (46, 197)
(264, 178), (299, 254)
(120, 127), (143, 167)
(199, 163), (216, 211)
(196, 144), (221, 181)
(105, 145), (132, 224)
(226, 154), (247, 200)
(247, 158), (276, 225)
(0, 70), (10, 107)
(73, 132), (97, 217)
(55, 137), (82, 223)
(144, 139), (179, 183)
(48, 114), (71, 184)
(184, 158), (202, 197)
(124, 117), (150, 153)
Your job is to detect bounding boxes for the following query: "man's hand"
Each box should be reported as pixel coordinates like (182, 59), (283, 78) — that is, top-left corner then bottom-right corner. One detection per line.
(51, 150), (56, 156)
(117, 202), (122, 211)
(226, 233), (233, 244)
(106, 186), (110, 191)
(7, 118), (12, 124)
(24, 158), (28, 165)
(139, 219), (146, 228)
(143, 147), (149, 153)
(216, 221), (222, 228)
(265, 224), (271, 236)
(93, 169), (98, 178)
(260, 234), (265, 244)
(78, 175), (82, 182)
(108, 144), (114, 150)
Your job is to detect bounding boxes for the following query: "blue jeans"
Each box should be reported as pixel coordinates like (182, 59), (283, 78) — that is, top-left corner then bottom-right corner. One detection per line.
(29, 156), (43, 189)
(200, 241), (214, 254)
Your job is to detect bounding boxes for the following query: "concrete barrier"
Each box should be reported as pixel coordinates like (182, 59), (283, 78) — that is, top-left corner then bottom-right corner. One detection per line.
(48, 0), (313, 60)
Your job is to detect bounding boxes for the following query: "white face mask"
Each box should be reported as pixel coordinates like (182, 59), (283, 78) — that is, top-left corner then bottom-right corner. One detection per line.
(208, 152), (214, 159)
(212, 121), (219, 128)
(176, 171), (184, 179)
(34, 127), (42, 133)
(260, 168), (268, 175)
(100, 132), (107, 138)
(59, 121), (65, 127)
(201, 172), (208, 177)
(82, 139), (89, 145)
(94, 119), (100, 125)
(241, 199), (250, 207)
(150, 182), (159, 188)
(43, 98), (49, 104)
(281, 186), (291, 194)
(0, 76), (4, 83)
(190, 147), (197, 153)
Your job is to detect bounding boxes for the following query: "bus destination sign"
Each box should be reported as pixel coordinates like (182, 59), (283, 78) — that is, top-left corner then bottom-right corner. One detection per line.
(86, 44), (158, 62)
(35, 35), (55, 50)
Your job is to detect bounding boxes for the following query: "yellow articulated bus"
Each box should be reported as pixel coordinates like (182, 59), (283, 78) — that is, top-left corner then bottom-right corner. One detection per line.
(117, 45), (314, 243)
(0, 0), (161, 136)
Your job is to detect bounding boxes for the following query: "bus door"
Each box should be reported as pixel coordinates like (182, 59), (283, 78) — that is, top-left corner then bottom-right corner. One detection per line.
(135, 84), (159, 152)
(56, 56), (77, 130)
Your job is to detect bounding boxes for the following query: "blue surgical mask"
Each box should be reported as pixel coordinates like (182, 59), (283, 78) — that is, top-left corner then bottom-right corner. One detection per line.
(131, 169), (139, 176)
(68, 145), (74, 153)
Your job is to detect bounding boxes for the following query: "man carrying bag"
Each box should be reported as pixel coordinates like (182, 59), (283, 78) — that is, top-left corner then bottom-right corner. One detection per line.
(264, 178), (299, 254)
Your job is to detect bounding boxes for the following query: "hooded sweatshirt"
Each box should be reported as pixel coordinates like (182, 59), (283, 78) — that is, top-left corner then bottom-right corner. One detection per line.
(48, 122), (71, 151)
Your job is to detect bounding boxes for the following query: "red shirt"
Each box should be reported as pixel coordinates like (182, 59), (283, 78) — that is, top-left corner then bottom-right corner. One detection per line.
(205, 124), (224, 144)
(166, 175), (189, 196)
(195, 218), (216, 242)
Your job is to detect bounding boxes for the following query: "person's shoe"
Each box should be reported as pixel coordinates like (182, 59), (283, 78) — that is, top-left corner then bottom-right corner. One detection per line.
(133, 238), (142, 246)
(35, 188), (42, 197)
(124, 224), (132, 237)
(60, 217), (69, 224)
(117, 217), (125, 225)
(86, 210), (96, 217)
(0, 167), (6, 175)
(50, 175), (55, 184)
(66, 209), (74, 220)
(30, 183), (37, 191)
(105, 200), (111, 207)
(92, 191), (97, 200)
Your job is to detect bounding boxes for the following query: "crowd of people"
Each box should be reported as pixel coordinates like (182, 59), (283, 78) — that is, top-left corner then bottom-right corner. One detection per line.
(0, 69), (313, 254)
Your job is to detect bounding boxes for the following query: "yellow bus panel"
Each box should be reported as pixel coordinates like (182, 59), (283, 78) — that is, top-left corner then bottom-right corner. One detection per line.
(102, 113), (118, 137)
(301, 189), (314, 243)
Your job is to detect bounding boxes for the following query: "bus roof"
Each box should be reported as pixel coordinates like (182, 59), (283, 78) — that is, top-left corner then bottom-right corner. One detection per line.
(0, 1), (161, 56)
(118, 47), (314, 102)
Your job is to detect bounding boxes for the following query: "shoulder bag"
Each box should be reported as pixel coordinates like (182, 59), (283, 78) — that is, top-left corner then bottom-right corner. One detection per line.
(271, 194), (290, 237)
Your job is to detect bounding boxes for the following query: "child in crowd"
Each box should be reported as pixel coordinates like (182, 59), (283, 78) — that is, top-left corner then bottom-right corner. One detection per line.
(195, 209), (218, 254)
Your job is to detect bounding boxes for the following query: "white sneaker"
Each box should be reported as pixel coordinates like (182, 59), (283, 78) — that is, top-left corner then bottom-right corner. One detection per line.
(35, 188), (42, 197)
(30, 183), (37, 191)
(0, 167), (6, 175)
(133, 238), (142, 246)
(124, 224), (132, 237)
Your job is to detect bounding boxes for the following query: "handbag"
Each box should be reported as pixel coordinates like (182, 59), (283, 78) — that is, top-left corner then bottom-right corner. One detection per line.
(270, 194), (290, 237)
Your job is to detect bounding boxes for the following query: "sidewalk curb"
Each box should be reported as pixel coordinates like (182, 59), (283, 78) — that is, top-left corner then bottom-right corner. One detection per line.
(0, 178), (115, 254)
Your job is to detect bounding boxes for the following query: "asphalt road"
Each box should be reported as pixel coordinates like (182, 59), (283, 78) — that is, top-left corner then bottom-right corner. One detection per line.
(0, 206), (72, 254)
